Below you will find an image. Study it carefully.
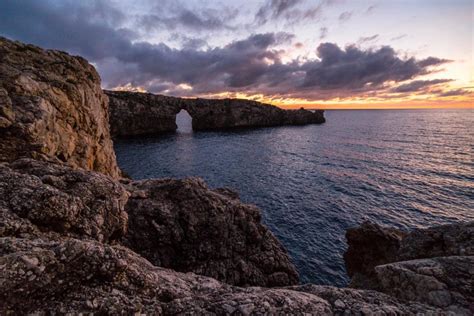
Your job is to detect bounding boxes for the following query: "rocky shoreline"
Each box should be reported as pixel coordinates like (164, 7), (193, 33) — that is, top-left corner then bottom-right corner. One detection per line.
(106, 90), (325, 137)
(1, 36), (472, 315)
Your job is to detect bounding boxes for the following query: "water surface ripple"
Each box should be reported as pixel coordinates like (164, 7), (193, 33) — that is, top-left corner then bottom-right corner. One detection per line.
(114, 109), (474, 286)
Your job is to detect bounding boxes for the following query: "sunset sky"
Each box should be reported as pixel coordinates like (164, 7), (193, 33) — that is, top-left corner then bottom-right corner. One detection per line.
(1, 0), (472, 109)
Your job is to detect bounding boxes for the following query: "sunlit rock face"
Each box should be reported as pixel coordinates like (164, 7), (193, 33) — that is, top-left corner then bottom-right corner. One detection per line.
(0, 37), (121, 178)
(105, 90), (325, 137)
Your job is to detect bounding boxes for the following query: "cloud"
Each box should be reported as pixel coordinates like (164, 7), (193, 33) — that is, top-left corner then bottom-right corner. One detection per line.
(0, 0), (134, 61)
(391, 34), (408, 41)
(319, 27), (328, 40)
(139, 7), (237, 32)
(254, 0), (326, 26)
(366, 5), (377, 14)
(338, 11), (353, 22)
(300, 43), (448, 92)
(357, 34), (379, 44)
(390, 79), (452, 93)
(438, 89), (470, 97)
(0, 0), (454, 102)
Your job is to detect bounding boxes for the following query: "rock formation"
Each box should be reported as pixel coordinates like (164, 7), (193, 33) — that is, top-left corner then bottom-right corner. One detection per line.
(344, 221), (474, 314)
(106, 90), (183, 136)
(1, 36), (471, 315)
(121, 178), (299, 287)
(105, 90), (325, 137)
(0, 37), (121, 178)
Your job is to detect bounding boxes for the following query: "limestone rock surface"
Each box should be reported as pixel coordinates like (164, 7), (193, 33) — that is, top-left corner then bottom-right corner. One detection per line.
(0, 37), (121, 178)
(0, 158), (128, 243)
(375, 256), (473, 314)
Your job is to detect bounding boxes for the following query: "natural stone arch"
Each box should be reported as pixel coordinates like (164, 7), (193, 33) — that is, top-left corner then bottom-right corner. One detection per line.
(175, 108), (193, 133)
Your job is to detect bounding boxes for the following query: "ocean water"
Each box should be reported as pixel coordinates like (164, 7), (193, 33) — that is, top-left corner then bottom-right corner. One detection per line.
(114, 109), (474, 286)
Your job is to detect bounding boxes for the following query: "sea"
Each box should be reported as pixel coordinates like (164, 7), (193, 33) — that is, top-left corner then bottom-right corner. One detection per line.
(114, 109), (474, 286)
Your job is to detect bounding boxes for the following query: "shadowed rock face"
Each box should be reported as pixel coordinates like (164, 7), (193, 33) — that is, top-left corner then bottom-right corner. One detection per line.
(0, 37), (121, 178)
(121, 178), (299, 287)
(344, 221), (407, 289)
(105, 90), (325, 136)
(345, 221), (474, 314)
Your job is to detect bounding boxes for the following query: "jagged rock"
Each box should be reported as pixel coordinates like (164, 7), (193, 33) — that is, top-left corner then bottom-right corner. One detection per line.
(120, 177), (299, 287)
(291, 284), (443, 315)
(375, 256), (474, 314)
(0, 237), (445, 315)
(0, 158), (128, 242)
(105, 90), (325, 136)
(0, 37), (121, 178)
(344, 221), (406, 289)
(344, 221), (474, 290)
(398, 221), (474, 260)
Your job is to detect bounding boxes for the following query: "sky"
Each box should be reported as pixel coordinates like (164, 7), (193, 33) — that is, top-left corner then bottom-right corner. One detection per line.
(0, 0), (472, 109)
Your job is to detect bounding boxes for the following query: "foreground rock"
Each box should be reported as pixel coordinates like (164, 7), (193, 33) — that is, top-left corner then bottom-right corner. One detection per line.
(106, 90), (325, 136)
(0, 37), (121, 178)
(0, 161), (439, 314)
(0, 159), (128, 242)
(2, 236), (444, 315)
(121, 178), (299, 287)
(345, 221), (474, 314)
(376, 256), (473, 314)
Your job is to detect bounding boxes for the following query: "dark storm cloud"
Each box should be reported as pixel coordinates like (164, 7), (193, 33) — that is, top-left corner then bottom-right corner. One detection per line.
(0, 0), (134, 61)
(390, 79), (452, 93)
(300, 43), (448, 92)
(0, 0), (453, 100)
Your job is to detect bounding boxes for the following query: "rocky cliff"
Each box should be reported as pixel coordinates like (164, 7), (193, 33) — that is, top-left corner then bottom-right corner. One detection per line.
(0, 37), (121, 178)
(105, 90), (325, 136)
(1, 37), (471, 315)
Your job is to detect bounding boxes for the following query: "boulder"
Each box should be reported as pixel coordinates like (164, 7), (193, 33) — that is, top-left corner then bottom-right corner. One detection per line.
(0, 37), (121, 178)
(121, 177), (299, 287)
(0, 158), (128, 243)
(375, 256), (474, 314)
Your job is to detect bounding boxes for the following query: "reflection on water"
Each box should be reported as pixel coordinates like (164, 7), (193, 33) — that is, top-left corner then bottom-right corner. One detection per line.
(115, 109), (474, 286)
